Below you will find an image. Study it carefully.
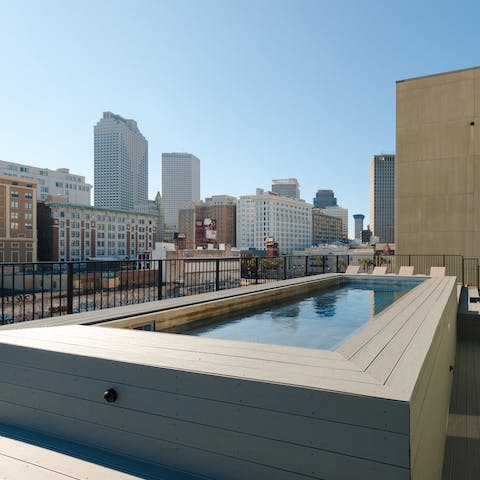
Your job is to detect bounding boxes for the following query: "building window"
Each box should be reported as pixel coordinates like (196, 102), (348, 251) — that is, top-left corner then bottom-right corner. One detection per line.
(11, 251), (19, 262)
(11, 212), (19, 219)
(25, 192), (33, 199)
(11, 190), (19, 197)
(25, 213), (32, 220)
(10, 222), (18, 230)
(25, 203), (32, 209)
(11, 201), (18, 208)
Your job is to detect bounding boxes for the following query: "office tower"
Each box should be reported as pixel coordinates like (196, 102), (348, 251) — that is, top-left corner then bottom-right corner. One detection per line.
(0, 176), (38, 262)
(94, 112), (148, 210)
(37, 200), (157, 261)
(162, 153), (200, 231)
(353, 214), (365, 242)
(370, 154), (395, 243)
(313, 189), (337, 209)
(0, 160), (91, 205)
(321, 205), (348, 241)
(271, 178), (300, 199)
(396, 66), (480, 257)
(312, 209), (343, 245)
(237, 189), (312, 254)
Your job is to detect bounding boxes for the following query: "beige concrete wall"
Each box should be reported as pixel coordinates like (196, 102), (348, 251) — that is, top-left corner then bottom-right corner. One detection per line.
(396, 66), (480, 257)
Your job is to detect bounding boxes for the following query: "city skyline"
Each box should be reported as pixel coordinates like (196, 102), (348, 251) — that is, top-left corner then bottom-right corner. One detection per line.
(1, 1), (479, 238)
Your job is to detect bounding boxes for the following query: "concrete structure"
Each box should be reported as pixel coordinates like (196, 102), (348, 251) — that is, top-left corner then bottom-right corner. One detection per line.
(312, 208), (343, 245)
(370, 154), (395, 243)
(271, 178), (300, 199)
(178, 196), (236, 250)
(321, 205), (348, 241)
(396, 66), (480, 257)
(37, 200), (157, 261)
(313, 189), (337, 209)
(162, 152), (200, 232)
(0, 176), (37, 262)
(353, 214), (365, 242)
(0, 160), (91, 205)
(361, 226), (372, 244)
(237, 188), (312, 254)
(0, 274), (457, 480)
(94, 112), (148, 210)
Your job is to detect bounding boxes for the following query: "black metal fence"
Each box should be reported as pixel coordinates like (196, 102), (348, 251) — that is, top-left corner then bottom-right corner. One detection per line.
(0, 254), (475, 325)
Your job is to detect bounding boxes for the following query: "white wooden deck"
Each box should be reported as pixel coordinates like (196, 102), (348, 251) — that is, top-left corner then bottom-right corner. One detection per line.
(0, 275), (458, 479)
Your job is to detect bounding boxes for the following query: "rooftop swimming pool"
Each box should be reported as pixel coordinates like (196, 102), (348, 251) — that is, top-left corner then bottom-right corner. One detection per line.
(172, 277), (425, 350)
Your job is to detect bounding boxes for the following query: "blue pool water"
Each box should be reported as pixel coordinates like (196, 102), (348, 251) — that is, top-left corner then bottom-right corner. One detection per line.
(181, 279), (424, 350)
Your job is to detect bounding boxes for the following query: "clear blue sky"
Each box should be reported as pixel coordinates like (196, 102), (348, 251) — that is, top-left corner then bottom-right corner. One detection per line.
(1, 0), (479, 237)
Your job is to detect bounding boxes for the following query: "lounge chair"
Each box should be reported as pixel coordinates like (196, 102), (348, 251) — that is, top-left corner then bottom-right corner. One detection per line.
(398, 266), (414, 276)
(372, 266), (387, 275)
(345, 265), (360, 274)
(429, 266), (446, 276)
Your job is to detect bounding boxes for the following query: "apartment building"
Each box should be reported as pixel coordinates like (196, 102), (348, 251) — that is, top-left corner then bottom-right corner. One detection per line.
(0, 160), (91, 205)
(312, 209), (343, 245)
(37, 200), (157, 261)
(0, 175), (37, 262)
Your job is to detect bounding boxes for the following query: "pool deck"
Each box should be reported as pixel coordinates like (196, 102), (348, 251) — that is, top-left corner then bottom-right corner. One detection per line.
(0, 274), (461, 479)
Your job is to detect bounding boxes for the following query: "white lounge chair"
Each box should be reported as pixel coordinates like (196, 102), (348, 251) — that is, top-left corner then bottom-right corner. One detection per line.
(398, 266), (414, 276)
(345, 265), (360, 274)
(372, 266), (387, 275)
(429, 266), (446, 277)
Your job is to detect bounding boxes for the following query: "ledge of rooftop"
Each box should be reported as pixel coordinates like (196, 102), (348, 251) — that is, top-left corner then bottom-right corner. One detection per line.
(396, 64), (480, 83)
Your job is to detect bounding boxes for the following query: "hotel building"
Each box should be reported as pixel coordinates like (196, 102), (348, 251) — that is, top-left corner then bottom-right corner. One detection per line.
(236, 189), (312, 254)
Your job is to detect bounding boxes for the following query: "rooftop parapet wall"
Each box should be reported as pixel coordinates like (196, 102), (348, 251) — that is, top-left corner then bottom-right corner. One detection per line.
(396, 66), (480, 257)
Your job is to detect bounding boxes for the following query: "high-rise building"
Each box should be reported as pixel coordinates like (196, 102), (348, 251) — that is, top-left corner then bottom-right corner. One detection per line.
(312, 209), (343, 245)
(94, 112), (148, 210)
(135, 191), (165, 242)
(271, 178), (300, 199)
(313, 189), (337, 209)
(0, 160), (91, 205)
(237, 189), (312, 254)
(0, 175), (38, 262)
(321, 205), (349, 241)
(370, 154), (395, 243)
(396, 66), (480, 257)
(162, 153), (200, 231)
(353, 214), (365, 242)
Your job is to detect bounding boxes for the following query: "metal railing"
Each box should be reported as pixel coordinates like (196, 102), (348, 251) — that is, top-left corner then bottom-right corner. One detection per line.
(0, 254), (474, 325)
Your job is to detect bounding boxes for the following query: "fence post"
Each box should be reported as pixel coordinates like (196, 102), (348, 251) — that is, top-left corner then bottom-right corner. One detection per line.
(305, 256), (308, 277)
(336, 256), (339, 273)
(67, 263), (74, 315)
(215, 259), (220, 291)
(255, 257), (259, 285)
(157, 260), (163, 300)
(283, 256), (287, 280)
(323, 256), (326, 274)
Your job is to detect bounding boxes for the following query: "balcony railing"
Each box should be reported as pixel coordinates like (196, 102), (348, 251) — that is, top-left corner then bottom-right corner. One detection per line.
(0, 253), (475, 325)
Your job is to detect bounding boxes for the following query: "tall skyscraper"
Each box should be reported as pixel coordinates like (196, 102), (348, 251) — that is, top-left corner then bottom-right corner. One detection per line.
(313, 189), (337, 208)
(271, 178), (300, 199)
(353, 214), (365, 242)
(94, 112), (148, 210)
(370, 154), (395, 243)
(162, 153), (200, 231)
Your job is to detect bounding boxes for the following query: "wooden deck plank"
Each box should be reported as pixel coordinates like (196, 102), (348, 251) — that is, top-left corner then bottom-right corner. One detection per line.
(0, 331), (378, 387)
(338, 278), (434, 359)
(442, 340), (480, 479)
